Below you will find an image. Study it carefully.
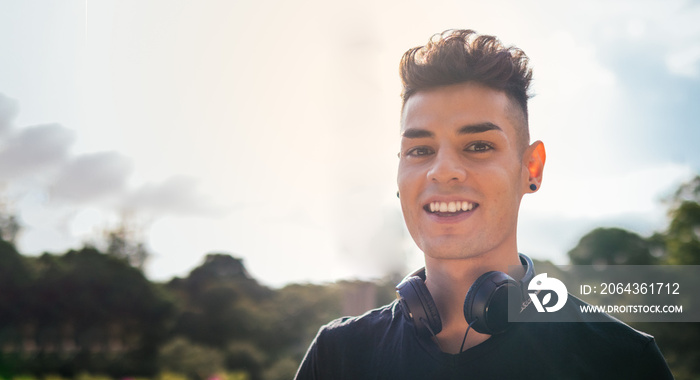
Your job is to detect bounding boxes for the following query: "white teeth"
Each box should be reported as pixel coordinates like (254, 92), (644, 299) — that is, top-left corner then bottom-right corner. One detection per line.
(428, 201), (475, 213)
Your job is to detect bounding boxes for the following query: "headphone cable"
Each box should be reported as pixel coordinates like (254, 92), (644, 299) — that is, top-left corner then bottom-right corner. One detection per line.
(459, 318), (478, 354)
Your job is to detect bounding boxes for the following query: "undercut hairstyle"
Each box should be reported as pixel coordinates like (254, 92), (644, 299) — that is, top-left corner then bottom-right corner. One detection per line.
(400, 29), (533, 147)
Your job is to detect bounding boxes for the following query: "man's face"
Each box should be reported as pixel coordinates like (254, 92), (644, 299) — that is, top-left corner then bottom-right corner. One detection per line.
(398, 82), (533, 260)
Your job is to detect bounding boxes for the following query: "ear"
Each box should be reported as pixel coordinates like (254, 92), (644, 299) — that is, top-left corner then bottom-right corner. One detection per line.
(524, 141), (546, 192)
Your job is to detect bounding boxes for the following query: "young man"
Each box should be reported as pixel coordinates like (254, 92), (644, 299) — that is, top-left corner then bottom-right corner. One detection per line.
(295, 30), (673, 379)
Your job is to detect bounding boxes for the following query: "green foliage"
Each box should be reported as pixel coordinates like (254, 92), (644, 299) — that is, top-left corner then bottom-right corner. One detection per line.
(0, 239), (405, 380)
(158, 338), (224, 380)
(30, 248), (172, 328)
(219, 372), (249, 380)
(260, 358), (298, 380)
(648, 176), (700, 379)
(0, 239), (32, 326)
(0, 210), (21, 244)
(0, 246), (174, 378)
(567, 227), (656, 265)
(74, 373), (112, 380)
(224, 343), (265, 380)
(42, 375), (69, 380)
(155, 371), (188, 380)
(670, 175), (700, 205)
(166, 254), (273, 350)
(104, 224), (149, 270)
(10, 375), (37, 380)
(664, 200), (700, 265)
(662, 175), (700, 265)
(569, 175), (700, 380)
(269, 283), (342, 358)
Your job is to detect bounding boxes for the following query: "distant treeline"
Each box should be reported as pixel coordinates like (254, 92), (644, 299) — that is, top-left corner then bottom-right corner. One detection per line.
(0, 176), (699, 380)
(0, 241), (398, 380)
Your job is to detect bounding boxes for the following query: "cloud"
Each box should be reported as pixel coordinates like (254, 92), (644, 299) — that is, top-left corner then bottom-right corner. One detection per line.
(0, 106), (220, 219)
(0, 123), (76, 180)
(50, 151), (134, 202)
(122, 176), (223, 217)
(666, 44), (700, 78)
(0, 96), (219, 220)
(0, 93), (19, 136)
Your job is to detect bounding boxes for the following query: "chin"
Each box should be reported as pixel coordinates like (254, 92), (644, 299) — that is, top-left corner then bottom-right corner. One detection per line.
(418, 237), (484, 260)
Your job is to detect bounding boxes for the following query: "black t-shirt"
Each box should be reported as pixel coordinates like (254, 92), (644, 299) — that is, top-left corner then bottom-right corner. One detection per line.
(295, 296), (673, 379)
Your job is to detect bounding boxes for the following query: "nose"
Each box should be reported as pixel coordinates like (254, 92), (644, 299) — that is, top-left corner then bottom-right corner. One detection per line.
(427, 148), (466, 183)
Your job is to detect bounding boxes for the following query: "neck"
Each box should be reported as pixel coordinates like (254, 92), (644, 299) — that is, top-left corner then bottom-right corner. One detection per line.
(423, 250), (525, 354)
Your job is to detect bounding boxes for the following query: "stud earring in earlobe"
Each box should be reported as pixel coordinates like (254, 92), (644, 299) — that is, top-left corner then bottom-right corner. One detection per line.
(530, 184), (537, 191)
(397, 191), (400, 199)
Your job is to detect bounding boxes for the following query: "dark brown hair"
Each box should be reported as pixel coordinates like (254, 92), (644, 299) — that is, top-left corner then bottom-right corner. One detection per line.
(400, 29), (533, 143)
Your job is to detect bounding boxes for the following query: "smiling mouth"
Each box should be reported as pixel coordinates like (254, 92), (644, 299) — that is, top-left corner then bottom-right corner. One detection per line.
(423, 201), (479, 216)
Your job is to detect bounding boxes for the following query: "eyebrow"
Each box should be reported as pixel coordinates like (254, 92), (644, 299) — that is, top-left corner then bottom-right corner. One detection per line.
(401, 122), (503, 138)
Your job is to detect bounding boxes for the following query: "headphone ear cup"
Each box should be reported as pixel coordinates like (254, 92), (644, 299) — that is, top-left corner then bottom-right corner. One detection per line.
(396, 276), (442, 337)
(464, 271), (518, 335)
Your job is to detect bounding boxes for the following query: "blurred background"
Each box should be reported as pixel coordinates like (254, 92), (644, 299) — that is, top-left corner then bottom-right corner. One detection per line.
(0, 0), (699, 379)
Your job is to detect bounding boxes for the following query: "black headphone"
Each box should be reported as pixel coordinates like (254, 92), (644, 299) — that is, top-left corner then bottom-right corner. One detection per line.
(395, 253), (535, 337)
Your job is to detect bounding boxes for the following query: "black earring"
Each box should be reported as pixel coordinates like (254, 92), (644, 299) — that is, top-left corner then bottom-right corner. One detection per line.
(397, 191), (400, 198)
(530, 184), (537, 191)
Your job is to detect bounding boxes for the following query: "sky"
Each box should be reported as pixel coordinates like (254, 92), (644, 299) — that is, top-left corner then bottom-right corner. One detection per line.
(0, 0), (699, 287)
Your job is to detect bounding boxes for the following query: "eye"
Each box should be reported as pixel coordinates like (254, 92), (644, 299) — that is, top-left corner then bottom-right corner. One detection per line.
(465, 141), (494, 152)
(405, 146), (434, 157)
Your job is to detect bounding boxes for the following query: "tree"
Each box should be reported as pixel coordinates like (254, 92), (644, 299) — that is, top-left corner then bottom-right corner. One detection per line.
(0, 213), (20, 245)
(167, 254), (273, 350)
(225, 342), (266, 380)
(0, 238), (31, 325)
(17, 247), (174, 377)
(567, 176), (700, 379)
(0, 238), (32, 378)
(158, 337), (224, 380)
(104, 222), (149, 270)
(662, 175), (700, 265)
(637, 176), (700, 379)
(567, 227), (656, 265)
(268, 283), (342, 358)
(0, 198), (21, 245)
